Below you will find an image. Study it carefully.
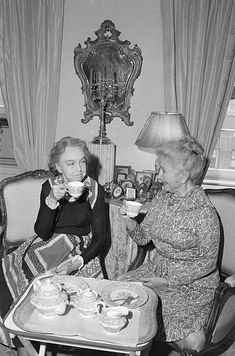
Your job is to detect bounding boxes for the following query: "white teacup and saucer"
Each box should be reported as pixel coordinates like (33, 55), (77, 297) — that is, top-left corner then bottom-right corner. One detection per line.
(66, 181), (85, 200)
(119, 200), (143, 218)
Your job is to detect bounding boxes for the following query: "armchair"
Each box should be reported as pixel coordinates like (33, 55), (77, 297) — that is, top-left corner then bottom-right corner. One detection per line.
(130, 188), (235, 356)
(0, 169), (109, 279)
(199, 188), (235, 356)
(0, 169), (51, 256)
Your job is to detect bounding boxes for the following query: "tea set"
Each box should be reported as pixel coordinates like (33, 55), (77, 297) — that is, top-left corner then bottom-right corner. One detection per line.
(30, 278), (130, 333)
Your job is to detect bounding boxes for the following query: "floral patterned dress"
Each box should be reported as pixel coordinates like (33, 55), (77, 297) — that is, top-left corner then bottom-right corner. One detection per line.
(119, 186), (220, 342)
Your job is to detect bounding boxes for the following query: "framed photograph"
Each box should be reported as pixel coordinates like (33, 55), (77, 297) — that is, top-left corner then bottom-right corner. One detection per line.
(149, 184), (161, 200)
(126, 172), (136, 183)
(137, 182), (148, 198)
(125, 187), (136, 200)
(112, 185), (124, 199)
(114, 165), (131, 179)
(135, 171), (154, 188)
(121, 180), (134, 192)
(153, 172), (159, 183)
(117, 173), (126, 182)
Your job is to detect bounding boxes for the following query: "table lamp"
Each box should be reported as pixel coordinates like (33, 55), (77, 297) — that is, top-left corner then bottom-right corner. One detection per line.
(135, 112), (190, 153)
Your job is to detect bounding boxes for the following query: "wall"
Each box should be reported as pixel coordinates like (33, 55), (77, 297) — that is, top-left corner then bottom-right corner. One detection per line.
(56, 0), (164, 172)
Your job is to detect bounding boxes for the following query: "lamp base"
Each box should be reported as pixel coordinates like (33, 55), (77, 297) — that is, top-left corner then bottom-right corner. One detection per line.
(87, 142), (116, 185)
(92, 135), (112, 144)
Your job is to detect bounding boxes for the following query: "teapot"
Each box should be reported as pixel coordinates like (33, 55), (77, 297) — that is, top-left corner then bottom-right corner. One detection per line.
(30, 278), (68, 317)
(99, 306), (129, 333)
(71, 288), (105, 317)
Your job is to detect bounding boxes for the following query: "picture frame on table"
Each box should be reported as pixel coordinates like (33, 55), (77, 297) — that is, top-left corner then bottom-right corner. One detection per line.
(126, 172), (136, 183)
(117, 173), (127, 183)
(114, 165), (131, 179)
(153, 172), (159, 183)
(125, 187), (136, 200)
(137, 182), (148, 200)
(135, 171), (154, 188)
(112, 185), (124, 199)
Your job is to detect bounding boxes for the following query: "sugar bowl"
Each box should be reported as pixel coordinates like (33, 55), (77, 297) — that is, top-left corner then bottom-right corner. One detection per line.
(71, 288), (105, 317)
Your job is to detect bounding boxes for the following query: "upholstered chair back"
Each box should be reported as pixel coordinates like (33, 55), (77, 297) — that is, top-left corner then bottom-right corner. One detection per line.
(205, 188), (235, 275)
(0, 170), (51, 255)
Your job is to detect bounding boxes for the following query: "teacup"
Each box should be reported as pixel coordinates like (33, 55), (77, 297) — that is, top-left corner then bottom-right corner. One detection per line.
(124, 200), (142, 218)
(67, 181), (84, 198)
(99, 306), (129, 333)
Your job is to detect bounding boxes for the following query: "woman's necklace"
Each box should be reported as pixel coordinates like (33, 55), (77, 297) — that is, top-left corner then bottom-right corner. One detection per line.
(164, 196), (183, 216)
(164, 187), (195, 216)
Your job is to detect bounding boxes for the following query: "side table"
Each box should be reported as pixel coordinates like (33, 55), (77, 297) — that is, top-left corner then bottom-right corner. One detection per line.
(105, 199), (154, 280)
(4, 276), (158, 356)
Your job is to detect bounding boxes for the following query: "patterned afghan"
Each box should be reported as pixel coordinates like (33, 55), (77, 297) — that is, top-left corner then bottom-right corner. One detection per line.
(2, 177), (102, 301)
(3, 233), (101, 302)
(118, 186), (220, 342)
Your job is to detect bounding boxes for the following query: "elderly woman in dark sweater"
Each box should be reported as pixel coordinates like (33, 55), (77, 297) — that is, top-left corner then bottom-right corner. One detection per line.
(0, 136), (106, 355)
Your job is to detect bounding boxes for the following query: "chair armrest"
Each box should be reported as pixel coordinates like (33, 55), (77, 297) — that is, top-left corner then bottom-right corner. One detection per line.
(204, 281), (235, 348)
(0, 194), (6, 238)
(127, 241), (154, 272)
(225, 274), (235, 287)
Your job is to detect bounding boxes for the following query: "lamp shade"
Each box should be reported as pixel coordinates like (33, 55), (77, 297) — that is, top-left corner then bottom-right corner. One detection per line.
(135, 112), (190, 153)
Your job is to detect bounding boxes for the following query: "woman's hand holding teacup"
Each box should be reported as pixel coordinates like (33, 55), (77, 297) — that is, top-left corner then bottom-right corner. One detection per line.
(119, 200), (138, 232)
(119, 200), (143, 218)
(50, 182), (67, 201)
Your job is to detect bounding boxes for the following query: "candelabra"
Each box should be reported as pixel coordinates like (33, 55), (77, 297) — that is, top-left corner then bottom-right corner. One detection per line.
(90, 78), (118, 144)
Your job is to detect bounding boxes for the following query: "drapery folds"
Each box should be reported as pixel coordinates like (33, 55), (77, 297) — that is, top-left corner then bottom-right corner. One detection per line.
(0, 0), (64, 171)
(161, 0), (235, 161)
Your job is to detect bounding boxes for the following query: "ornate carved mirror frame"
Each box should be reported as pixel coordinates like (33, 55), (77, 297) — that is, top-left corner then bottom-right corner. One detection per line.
(74, 20), (143, 143)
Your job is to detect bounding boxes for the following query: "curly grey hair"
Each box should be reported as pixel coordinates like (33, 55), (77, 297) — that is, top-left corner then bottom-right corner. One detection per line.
(48, 136), (91, 175)
(155, 136), (206, 185)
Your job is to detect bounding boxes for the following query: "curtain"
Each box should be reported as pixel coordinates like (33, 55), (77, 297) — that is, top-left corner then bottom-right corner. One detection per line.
(0, 0), (64, 171)
(161, 0), (235, 160)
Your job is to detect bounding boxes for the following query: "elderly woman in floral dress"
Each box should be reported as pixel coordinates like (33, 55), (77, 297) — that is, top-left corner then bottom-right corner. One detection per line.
(118, 136), (220, 355)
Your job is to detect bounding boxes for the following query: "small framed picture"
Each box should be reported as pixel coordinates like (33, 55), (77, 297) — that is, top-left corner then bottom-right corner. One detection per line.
(149, 183), (161, 200)
(121, 180), (134, 192)
(143, 175), (152, 189)
(114, 165), (131, 179)
(153, 172), (159, 183)
(112, 185), (124, 199)
(117, 173), (126, 182)
(137, 183), (148, 200)
(135, 171), (153, 188)
(110, 180), (119, 191)
(125, 187), (136, 200)
(126, 172), (136, 183)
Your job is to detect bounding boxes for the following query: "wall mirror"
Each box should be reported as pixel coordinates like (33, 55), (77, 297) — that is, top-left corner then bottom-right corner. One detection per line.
(74, 20), (143, 143)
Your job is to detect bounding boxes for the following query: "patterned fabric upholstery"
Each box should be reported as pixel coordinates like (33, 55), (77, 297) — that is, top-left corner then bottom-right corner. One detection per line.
(0, 170), (50, 255)
(205, 189), (235, 275)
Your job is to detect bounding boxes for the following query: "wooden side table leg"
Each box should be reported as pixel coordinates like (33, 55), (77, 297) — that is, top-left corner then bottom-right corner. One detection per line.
(38, 342), (47, 356)
(125, 351), (141, 356)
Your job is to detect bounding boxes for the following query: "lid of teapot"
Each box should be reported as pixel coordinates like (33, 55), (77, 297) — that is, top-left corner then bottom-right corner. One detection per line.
(80, 288), (97, 299)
